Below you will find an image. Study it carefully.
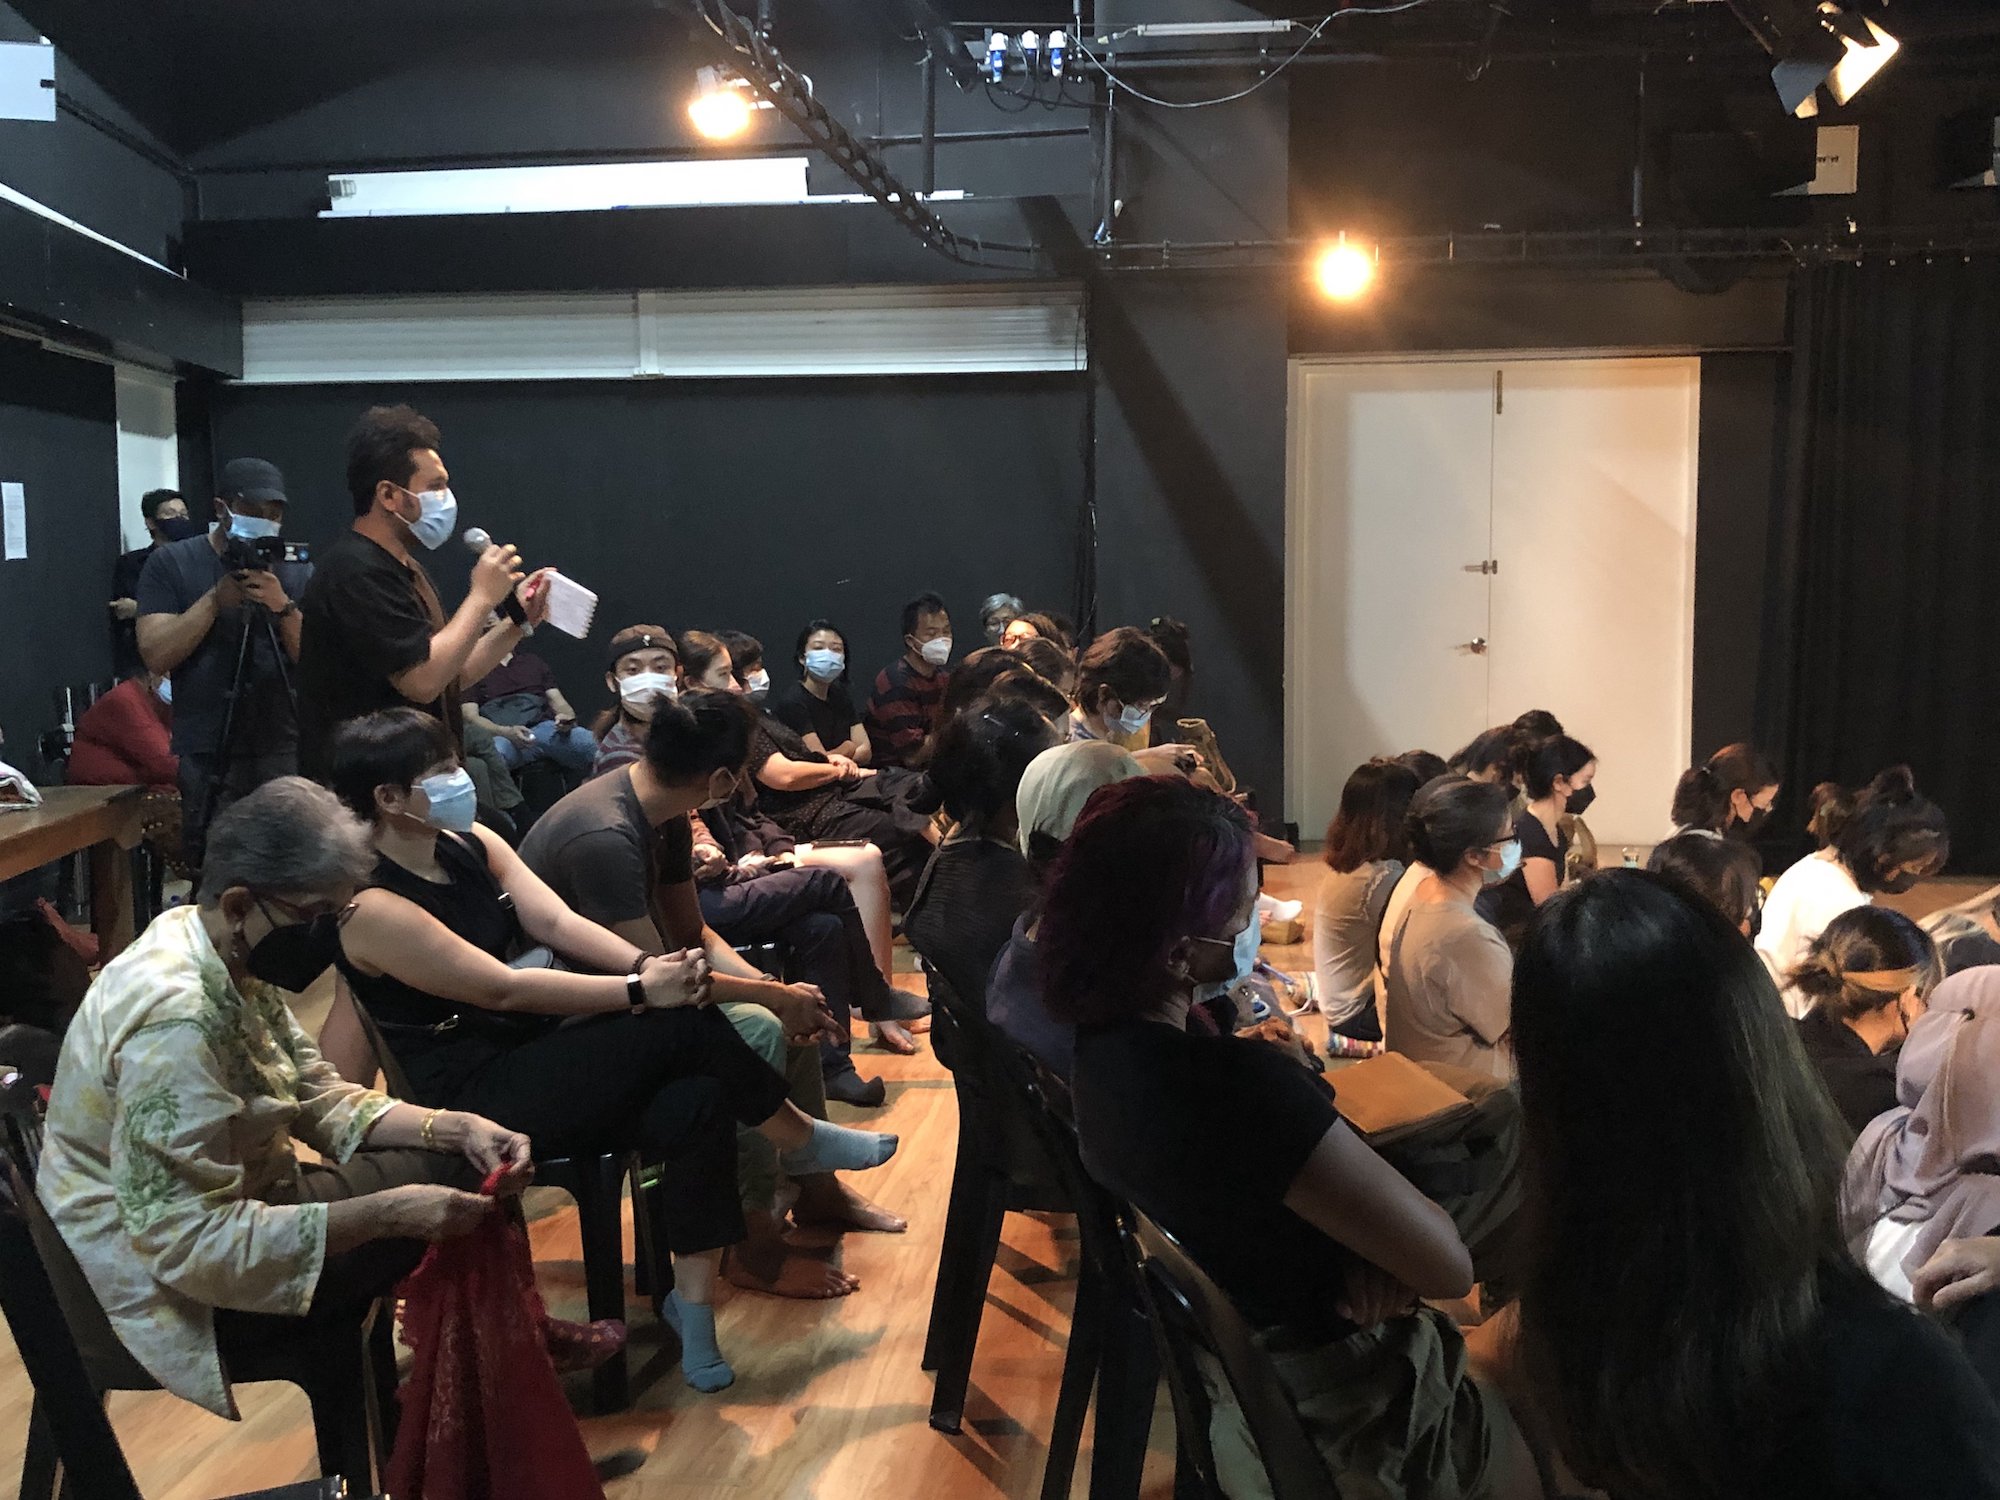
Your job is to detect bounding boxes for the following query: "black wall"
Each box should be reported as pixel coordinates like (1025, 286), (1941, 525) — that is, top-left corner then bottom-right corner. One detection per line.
(0, 338), (119, 767)
(203, 375), (1088, 726)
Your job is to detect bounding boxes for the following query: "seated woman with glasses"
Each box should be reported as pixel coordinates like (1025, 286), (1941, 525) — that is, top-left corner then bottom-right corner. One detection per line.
(37, 777), (530, 1423)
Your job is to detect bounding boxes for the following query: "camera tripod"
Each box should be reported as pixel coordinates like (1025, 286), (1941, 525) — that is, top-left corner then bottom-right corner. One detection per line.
(200, 591), (299, 834)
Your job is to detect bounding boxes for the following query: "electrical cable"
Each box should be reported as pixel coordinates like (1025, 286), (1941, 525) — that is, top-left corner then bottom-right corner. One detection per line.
(1071, 0), (1445, 110)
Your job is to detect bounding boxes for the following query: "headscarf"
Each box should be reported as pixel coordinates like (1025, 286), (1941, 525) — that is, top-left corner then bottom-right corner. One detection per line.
(1015, 741), (1144, 856)
(1842, 966), (2000, 1280)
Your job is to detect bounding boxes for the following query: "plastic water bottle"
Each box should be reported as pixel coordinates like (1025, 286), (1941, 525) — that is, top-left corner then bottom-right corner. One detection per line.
(985, 32), (1009, 83)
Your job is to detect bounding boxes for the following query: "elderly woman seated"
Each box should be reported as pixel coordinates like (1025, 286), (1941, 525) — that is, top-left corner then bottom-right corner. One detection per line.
(36, 777), (530, 1422)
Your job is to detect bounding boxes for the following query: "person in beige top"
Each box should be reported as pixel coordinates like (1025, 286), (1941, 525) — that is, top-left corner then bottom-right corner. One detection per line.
(37, 777), (530, 1418)
(1382, 776), (1520, 1081)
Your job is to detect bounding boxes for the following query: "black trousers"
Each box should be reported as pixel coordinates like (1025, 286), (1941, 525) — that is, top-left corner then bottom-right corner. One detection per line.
(450, 1005), (792, 1254)
(700, 863), (897, 1080)
(213, 1147), (477, 1356)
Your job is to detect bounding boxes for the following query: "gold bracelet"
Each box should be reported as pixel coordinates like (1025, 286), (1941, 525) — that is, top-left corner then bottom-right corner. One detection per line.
(421, 1108), (442, 1151)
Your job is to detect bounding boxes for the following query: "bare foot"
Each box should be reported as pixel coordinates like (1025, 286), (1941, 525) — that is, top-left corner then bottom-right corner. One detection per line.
(872, 1020), (918, 1055)
(794, 1176), (908, 1234)
(724, 1220), (860, 1299)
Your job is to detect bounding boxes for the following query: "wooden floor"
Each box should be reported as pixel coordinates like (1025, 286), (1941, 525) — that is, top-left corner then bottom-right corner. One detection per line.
(2, 858), (1980, 1499)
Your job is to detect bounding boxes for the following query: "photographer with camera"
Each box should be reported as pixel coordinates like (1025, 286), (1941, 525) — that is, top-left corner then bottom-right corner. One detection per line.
(136, 458), (310, 865)
(297, 405), (550, 783)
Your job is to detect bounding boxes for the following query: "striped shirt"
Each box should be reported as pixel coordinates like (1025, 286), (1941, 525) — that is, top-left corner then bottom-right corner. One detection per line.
(862, 657), (950, 768)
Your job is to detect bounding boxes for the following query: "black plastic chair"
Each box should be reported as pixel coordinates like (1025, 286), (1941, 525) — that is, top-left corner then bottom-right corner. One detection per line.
(918, 960), (1073, 1435)
(348, 994), (665, 1413)
(0, 1114), (389, 1500)
(1128, 1211), (1337, 1500)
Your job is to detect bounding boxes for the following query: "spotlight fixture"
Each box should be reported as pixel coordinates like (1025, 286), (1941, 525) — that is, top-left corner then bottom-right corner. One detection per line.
(688, 65), (765, 141)
(1725, 2), (1899, 117)
(1314, 235), (1377, 303)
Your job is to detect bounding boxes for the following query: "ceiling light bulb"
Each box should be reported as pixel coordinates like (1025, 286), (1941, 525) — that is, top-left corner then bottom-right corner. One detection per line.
(1315, 237), (1377, 302)
(690, 84), (753, 140)
(1827, 15), (1898, 105)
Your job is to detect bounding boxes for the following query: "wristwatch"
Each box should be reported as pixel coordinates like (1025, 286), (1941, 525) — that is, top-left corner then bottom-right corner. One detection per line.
(275, 600), (300, 619)
(627, 970), (647, 1014)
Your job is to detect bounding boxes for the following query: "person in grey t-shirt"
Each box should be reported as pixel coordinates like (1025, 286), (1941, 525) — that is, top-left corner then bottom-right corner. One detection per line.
(135, 458), (310, 862)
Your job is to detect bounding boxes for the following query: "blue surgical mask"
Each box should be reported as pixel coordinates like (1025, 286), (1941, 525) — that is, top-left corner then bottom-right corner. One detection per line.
(416, 768), (478, 833)
(804, 649), (845, 683)
(1482, 839), (1523, 886)
(1195, 917), (1262, 1003)
(400, 486), (459, 551)
(155, 677), (172, 706)
(223, 506), (282, 542)
(1113, 701), (1154, 738)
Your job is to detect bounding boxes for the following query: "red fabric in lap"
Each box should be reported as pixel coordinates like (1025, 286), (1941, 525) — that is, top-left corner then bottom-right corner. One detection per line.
(385, 1187), (603, 1500)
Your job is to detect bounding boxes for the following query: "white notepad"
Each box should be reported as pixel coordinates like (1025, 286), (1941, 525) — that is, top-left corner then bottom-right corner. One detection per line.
(540, 570), (598, 639)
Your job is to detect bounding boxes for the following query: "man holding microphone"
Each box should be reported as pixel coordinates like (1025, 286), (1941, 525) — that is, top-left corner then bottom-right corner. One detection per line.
(298, 404), (550, 780)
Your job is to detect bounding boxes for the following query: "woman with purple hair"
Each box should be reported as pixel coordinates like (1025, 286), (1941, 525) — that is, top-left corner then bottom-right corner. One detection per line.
(1040, 776), (1541, 1498)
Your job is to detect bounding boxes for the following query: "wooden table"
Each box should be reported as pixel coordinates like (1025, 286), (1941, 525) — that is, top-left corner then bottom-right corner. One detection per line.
(0, 785), (149, 963)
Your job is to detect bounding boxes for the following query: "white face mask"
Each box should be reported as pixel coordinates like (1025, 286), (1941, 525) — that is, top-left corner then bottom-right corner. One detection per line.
(619, 672), (677, 716)
(919, 636), (953, 668)
(744, 669), (771, 701)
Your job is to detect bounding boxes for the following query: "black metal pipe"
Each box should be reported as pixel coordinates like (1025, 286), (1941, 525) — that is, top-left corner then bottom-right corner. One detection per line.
(921, 46), (938, 196)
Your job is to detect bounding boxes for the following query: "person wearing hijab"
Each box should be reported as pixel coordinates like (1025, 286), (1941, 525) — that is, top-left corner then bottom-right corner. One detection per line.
(1844, 968), (2000, 1307)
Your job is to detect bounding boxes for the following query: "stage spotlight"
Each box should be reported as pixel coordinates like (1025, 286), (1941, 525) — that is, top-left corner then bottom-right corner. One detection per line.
(1727, 2), (1899, 117)
(689, 66), (755, 140)
(1314, 236), (1377, 302)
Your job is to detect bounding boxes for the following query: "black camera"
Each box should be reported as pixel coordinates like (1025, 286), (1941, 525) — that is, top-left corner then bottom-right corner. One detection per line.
(221, 535), (311, 572)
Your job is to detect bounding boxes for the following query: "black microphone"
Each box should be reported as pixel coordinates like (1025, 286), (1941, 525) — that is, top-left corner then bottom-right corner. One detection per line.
(463, 527), (529, 627)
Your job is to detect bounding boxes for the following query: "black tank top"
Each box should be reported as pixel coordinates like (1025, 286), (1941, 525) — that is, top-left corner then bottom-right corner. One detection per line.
(337, 831), (553, 1105)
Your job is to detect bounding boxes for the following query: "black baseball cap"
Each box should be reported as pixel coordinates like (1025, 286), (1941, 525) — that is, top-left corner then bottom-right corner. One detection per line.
(219, 457), (288, 507)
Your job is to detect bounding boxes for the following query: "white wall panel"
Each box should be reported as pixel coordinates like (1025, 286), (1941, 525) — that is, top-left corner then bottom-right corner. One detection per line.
(238, 285), (1087, 384)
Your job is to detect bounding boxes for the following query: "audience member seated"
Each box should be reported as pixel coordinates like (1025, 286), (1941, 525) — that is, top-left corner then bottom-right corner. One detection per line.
(1844, 967), (2000, 1312)
(465, 642), (596, 777)
(38, 778), (529, 1421)
(979, 592), (1023, 645)
(1068, 626), (1173, 755)
(1383, 777), (1517, 1080)
(862, 591), (954, 769)
(518, 689), (907, 1297)
(769, 618), (871, 762)
(1047, 777), (1541, 1499)
(1792, 907), (1942, 1138)
(316, 708), (896, 1383)
(675, 630), (923, 1103)
(1143, 615), (1198, 743)
(1646, 830), (1764, 934)
(1015, 634), (1077, 697)
(1759, 767), (1950, 1018)
(714, 629), (769, 703)
(987, 741), (1144, 1078)
(1508, 870), (2000, 1498)
(1925, 885), (2000, 977)
(903, 698), (1055, 1059)
(1670, 741), (1782, 843)
(1476, 735), (1596, 946)
(1001, 609), (1066, 650)
(1447, 727), (1517, 792)
(593, 624), (679, 777)
(1314, 759), (1423, 1043)
(934, 647), (1069, 742)
(746, 686), (938, 909)
(66, 673), (178, 790)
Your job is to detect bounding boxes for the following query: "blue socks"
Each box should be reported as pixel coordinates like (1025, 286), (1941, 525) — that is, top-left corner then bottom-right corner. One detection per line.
(662, 1291), (734, 1393)
(779, 1118), (900, 1177)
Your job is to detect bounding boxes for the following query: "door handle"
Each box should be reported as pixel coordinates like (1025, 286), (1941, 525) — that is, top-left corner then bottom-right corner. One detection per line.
(1460, 637), (1488, 655)
(1462, 560), (1500, 575)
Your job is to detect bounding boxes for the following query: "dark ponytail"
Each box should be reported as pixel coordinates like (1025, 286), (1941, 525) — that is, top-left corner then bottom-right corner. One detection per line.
(1517, 735), (1597, 801)
(1672, 743), (1780, 834)
(1834, 766), (1949, 894)
(1786, 906), (1940, 1022)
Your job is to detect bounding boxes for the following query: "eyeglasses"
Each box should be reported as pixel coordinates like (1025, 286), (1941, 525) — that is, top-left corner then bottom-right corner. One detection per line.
(257, 893), (358, 928)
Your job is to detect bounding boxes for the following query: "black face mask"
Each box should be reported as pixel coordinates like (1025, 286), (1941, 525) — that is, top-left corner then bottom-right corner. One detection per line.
(1874, 870), (1921, 897)
(246, 912), (344, 993)
(1730, 803), (1773, 840)
(155, 515), (207, 544)
(1565, 784), (1597, 817)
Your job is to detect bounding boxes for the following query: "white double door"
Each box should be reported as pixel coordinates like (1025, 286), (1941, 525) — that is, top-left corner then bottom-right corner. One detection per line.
(1285, 355), (1699, 850)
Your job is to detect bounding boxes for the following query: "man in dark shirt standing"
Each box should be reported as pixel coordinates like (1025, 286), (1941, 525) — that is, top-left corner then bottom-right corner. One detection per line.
(135, 461), (309, 864)
(297, 404), (547, 779)
(861, 591), (953, 768)
(110, 489), (191, 678)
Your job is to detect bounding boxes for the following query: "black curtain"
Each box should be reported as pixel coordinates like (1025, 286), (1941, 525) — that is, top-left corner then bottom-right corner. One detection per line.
(1757, 259), (2000, 871)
